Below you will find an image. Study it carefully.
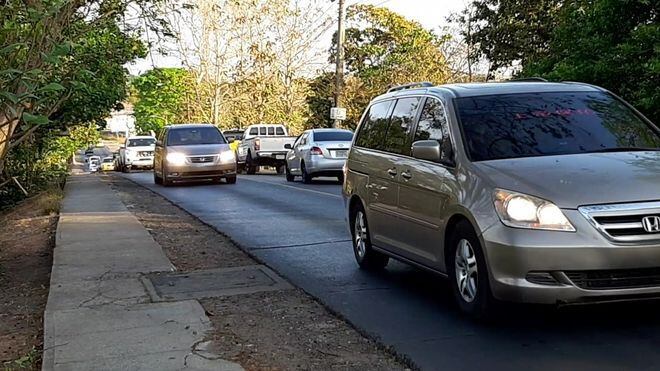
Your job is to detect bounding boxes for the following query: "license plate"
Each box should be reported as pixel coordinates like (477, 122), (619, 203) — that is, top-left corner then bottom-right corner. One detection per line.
(276, 155), (285, 160)
(334, 150), (348, 158)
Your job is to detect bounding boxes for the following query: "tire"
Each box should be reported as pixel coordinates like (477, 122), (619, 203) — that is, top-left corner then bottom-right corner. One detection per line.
(447, 220), (494, 318)
(154, 171), (163, 185)
(246, 153), (257, 175)
(350, 203), (389, 270)
(301, 161), (312, 184)
(276, 165), (285, 175)
(285, 164), (295, 182)
(225, 175), (237, 184)
(121, 164), (128, 173)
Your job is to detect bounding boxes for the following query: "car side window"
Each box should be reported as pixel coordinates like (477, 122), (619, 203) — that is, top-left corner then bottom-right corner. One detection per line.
(276, 127), (285, 135)
(267, 127), (275, 135)
(299, 133), (308, 146)
(385, 97), (422, 155)
(414, 98), (450, 145)
(249, 127), (258, 136)
(355, 100), (394, 150)
(259, 127), (267, 135)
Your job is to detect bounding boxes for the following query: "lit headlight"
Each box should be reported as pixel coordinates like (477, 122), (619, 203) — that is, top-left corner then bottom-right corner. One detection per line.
(219, 150), (235, 163)
(166, 152), (187, 166)
(493, 189), (575, 231)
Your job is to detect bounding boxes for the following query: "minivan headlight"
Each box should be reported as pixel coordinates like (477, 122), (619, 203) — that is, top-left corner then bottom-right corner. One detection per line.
(166, 152), (187, 165)
(219, 150), (235, 163)
(493, 189), (575, 232)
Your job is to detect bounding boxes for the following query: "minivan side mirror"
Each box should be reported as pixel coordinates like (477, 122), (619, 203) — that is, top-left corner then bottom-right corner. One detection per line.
(412, 140), (455, 166)
(411, 140), (441, 162)
(284, 143), (292, 150)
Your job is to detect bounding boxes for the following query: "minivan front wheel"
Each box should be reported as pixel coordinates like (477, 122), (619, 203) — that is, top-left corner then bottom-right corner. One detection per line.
(351, 205), (389, 270)
(448, 221), (493, 318)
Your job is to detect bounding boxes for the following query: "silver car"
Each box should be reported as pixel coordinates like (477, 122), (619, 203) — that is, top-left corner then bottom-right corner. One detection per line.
(343, 80), (660, 317)
(153, 124), (237, 186)
(285, 128), (353, 183)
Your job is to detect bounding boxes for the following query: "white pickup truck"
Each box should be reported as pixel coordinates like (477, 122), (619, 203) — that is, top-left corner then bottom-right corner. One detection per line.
(236, 124), (296, 174)
(117, 135), (156, 172)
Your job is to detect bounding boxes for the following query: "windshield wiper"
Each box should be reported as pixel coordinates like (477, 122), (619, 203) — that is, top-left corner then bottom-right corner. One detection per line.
(587, 147), (660, 153)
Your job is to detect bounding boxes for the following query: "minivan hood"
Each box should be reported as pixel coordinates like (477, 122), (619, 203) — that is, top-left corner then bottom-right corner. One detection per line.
(167, 143), (229, 156)
(472, 152), (660, 209)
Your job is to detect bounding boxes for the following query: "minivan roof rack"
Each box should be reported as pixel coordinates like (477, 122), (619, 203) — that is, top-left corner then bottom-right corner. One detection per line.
(387, 82), (434, 93)
(507, 77), (548, 82)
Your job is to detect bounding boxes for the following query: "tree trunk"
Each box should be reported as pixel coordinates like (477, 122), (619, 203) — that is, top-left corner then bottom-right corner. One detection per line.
(0, 107), (21, 176)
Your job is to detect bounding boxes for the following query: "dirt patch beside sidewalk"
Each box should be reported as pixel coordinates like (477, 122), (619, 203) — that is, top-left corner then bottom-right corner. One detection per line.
(0, 188), (61, 370)
(109, 174), (408, 371)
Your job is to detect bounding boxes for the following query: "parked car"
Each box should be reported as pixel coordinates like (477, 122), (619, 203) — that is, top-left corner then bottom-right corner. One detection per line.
(88, 155), (100, 172)
(223, 129), (244, 155)
(153, 124), (237, 186)
(343, 80), (660, 317)
(117, 135), (156, 172)
(284, 128), (353, 183)
(236, 124), (296, 174)
(100, 157), (115, 172)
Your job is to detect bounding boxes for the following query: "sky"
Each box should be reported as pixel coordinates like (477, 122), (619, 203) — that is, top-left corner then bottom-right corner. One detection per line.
(127, 0), (467, 75)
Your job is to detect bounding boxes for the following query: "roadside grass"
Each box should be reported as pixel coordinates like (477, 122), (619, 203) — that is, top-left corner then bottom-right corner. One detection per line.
(2, 347), (39, 371)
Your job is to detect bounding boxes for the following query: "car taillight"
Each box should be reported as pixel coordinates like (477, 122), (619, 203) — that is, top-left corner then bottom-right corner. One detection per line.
(310, 146), (323, 155)
(254, 138), (260, 151)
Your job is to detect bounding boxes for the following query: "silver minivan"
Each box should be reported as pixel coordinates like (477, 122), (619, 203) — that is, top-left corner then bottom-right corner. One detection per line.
(343, 81), (660, 317)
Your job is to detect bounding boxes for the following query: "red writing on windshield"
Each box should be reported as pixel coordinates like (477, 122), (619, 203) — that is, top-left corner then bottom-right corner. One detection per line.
(515, 108), (595, 120)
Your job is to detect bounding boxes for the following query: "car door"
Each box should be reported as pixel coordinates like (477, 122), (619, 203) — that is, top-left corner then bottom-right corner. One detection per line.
(287, 132), (308, 174)
(396, 97), (458, 268)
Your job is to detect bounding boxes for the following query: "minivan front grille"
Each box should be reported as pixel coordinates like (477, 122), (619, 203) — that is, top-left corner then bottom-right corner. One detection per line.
(189, 156), (216, 163)
(565, 268), (660, 290)
(579, 202), (660, 243)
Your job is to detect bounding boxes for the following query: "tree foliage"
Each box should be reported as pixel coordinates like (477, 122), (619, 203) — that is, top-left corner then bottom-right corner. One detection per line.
(0, 0), (156, 176)
(132, 68), (199, 133)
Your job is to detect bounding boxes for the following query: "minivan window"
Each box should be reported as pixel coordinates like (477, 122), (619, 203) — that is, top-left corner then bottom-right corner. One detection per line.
(313, 131), (353, 142)
(415, 98), (449, 144)
(355, 100), (394, 150)
(456, 92), (660, 161)
(385, 97), (421, 155)
(127, 138), (155, 147)
(167, 127), (226, 146)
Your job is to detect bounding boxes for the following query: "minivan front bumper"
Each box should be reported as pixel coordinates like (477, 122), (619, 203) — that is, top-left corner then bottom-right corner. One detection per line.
(482, 209), (660, 305)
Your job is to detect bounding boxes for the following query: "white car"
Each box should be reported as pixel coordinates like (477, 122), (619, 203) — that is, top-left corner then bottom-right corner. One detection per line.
(117, 136), (156, 172)
(284, 128), (353, 183)
(87, 156), (100, 172)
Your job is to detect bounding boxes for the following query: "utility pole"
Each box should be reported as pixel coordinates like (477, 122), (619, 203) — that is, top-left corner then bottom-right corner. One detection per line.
(333, 0), (345, 128)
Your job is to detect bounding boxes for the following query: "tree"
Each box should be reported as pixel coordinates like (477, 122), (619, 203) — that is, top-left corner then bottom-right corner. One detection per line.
(522, 0), (659, 123)
(132, 68), (199, 133)
(310, 4), (451, 129)
(469, 0), (562, 74)
(0, 0), (159, 176)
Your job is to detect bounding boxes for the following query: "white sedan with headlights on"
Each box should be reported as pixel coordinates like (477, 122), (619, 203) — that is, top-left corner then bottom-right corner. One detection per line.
(284, 128), (354, 183)
(153, 124), (237, 186)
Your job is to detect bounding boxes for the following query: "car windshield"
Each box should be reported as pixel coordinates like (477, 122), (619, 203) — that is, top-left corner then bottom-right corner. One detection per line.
(127, 138), (155, 147)
(456, 91), (660, 161)
(168, 127), (226, 146)
(102, 158), (113, 163)
(314, 131), (353, 142)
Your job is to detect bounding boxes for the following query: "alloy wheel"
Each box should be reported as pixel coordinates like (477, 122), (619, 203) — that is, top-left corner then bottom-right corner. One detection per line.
(455, 238), (478, 303)
(354, 211), (367, 258)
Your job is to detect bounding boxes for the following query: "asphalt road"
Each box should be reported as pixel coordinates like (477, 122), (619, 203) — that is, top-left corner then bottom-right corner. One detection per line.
(123, 171), (660, 371)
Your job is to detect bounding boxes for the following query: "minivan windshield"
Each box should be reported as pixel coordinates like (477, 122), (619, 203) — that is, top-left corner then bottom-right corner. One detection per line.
(127, 138), (155, 147)
(314, 131), (353, 142)
(167, 127), (226, 146)
(456, 92), (660, 161)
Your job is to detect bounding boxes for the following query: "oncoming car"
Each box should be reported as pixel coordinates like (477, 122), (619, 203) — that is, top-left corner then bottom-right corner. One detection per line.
(153, 124), (237, 186)
(343, 80), (660, 317)
(100, 157), (115, 172)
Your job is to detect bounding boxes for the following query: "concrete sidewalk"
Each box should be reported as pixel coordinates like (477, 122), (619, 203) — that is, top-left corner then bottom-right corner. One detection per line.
(43, 174), (242, 370)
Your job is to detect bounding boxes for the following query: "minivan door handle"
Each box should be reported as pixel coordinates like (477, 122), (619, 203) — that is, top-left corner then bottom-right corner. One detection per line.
(387, 168), (397, 177)
(401, 171), (412, 180)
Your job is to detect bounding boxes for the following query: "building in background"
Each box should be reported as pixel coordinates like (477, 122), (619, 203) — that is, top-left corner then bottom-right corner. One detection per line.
(105, 102), (135, 135)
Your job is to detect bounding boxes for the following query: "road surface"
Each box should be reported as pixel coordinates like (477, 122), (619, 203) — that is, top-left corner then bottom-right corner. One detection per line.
(123, 172), (660, 371)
